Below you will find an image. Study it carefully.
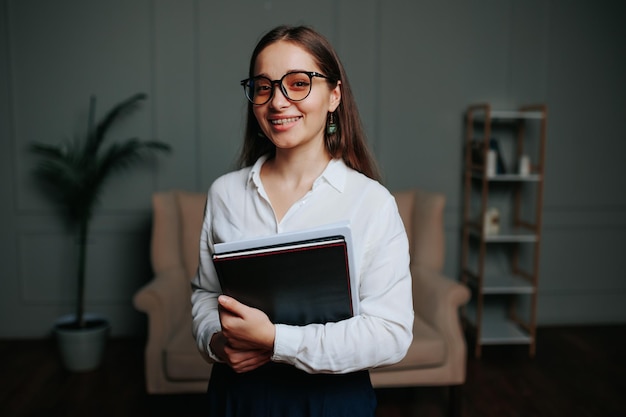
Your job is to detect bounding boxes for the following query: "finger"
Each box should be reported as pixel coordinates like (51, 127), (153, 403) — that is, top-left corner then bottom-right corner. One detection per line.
(218, 295), (246, 317)
(225, 337), (258, 351)
(224, 345), (271, 363)
(228, 351), (272, 373)
(233, 357), (271, 373)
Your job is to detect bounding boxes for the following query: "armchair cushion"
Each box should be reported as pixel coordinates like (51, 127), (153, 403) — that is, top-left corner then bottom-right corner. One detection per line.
(412, 189), (445, 271)
(176, 191), (206, 279)
(392, 190), (416, 255)
(150, 192), (181, 272)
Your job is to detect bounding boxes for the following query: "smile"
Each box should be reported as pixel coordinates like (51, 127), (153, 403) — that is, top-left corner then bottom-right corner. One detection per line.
(270, 117), (301, 125)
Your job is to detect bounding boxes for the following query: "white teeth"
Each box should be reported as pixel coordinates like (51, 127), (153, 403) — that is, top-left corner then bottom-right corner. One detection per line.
(271, 117), (300, 125)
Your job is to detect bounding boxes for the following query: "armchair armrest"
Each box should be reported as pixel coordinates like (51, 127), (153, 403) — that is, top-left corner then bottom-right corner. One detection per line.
(133, 266), (191, 347)
(411, 264), (471, 384)
(133, 266), (196, 393)
(411, 264), (470, 344)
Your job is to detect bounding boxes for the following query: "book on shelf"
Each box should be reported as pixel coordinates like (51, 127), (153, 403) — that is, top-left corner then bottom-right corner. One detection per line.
(212, 222), (357, 326)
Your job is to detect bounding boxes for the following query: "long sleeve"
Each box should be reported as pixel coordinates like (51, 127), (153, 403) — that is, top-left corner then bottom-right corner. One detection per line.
(190, 190), (222, 362)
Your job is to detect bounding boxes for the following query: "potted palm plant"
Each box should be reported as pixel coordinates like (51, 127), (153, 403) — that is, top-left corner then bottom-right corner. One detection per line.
(30, 92), (171, 371)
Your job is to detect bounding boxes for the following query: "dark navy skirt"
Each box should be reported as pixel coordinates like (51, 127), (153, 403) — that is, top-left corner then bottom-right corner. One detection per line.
(207, 362), (377, 416)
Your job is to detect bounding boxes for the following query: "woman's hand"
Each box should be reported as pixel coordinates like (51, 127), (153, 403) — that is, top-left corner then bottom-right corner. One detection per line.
(211, 295), (276, 373)
(209, 331), (272, 373)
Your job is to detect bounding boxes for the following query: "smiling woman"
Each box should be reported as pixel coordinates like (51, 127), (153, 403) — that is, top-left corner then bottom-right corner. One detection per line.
(237, 26), (380, 181)
(190, 25), (414, 417)
(248, 40), (341, 169)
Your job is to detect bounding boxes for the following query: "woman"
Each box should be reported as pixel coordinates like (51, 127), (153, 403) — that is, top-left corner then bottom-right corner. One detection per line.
(191, 25), (413, 416)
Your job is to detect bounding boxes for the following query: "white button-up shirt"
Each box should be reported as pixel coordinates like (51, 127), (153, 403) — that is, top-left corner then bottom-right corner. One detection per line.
(191, 155), (413, 374)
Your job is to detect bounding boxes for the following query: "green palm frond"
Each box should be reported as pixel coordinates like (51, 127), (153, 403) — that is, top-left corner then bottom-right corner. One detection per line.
(31, 93), (171, 221)
(86, 92), (147, 157)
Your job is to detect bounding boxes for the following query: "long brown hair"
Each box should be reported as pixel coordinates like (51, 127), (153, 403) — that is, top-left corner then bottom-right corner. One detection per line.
(238, 25), (381, 182)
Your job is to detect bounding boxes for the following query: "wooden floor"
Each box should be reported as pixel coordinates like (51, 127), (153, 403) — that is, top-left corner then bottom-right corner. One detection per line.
(1, 325), (625, 417)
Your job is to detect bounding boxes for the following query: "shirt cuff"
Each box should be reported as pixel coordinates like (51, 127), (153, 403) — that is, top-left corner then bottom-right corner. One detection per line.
(206, 346), (222, 363)
(202, 331), (223, 363)
(271, 324), (303, 363)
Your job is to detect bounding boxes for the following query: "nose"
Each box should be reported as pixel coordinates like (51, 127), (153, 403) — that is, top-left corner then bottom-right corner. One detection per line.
(269, 81), (290, 107)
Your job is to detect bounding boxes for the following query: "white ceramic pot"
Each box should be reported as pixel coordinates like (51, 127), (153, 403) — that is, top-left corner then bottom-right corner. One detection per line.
(54, 313), (111, 372)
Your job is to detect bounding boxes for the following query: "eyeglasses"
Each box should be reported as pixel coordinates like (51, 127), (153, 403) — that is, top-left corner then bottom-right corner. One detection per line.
(240, 71), (332, 105)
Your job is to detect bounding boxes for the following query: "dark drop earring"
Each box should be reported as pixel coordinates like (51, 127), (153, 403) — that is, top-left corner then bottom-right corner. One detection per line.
(326, 112), (337, 135)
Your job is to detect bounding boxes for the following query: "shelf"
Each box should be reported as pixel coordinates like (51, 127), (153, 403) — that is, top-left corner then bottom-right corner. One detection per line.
(462, 102), (546, 357)
(481, 319), (532, 345)
(470, 171), (542, 182)
(464, 270), (535, 294)
(472, 109), (545, 121)
(465, 303), (533, 345)
(469, 227), (538, 243)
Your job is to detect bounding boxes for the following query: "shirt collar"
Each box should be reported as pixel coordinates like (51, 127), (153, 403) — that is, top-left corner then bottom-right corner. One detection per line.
(247, 154), (347, 193)
(319, 158), (347, 193)
(247, 154), (269, 189)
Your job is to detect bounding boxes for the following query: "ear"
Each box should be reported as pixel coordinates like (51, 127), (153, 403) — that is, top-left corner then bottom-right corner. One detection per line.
(328, 80), (341, 112)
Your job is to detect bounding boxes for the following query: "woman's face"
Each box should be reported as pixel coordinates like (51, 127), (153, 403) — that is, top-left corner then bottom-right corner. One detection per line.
(252, 41), (341, 154)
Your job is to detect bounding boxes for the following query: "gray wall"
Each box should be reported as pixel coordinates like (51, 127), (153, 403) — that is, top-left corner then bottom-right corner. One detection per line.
(1, 0), (624, 337)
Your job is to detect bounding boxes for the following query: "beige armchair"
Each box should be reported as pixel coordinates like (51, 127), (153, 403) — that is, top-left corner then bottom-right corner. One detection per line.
(133, 188), (470, 411)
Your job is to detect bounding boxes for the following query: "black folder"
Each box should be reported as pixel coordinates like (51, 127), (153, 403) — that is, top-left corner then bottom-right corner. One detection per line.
(212, 224), (356, 326)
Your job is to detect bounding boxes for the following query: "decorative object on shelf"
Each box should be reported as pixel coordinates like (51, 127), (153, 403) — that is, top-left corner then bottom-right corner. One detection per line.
(486, 149), (497, 177)
(29, 92), (172, 371)
(518, 154), (531, 176)
(483, 208), (500, 235)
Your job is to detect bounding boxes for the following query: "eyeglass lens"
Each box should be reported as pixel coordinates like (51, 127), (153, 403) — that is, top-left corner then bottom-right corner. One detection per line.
(244, 72), (314, 105)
